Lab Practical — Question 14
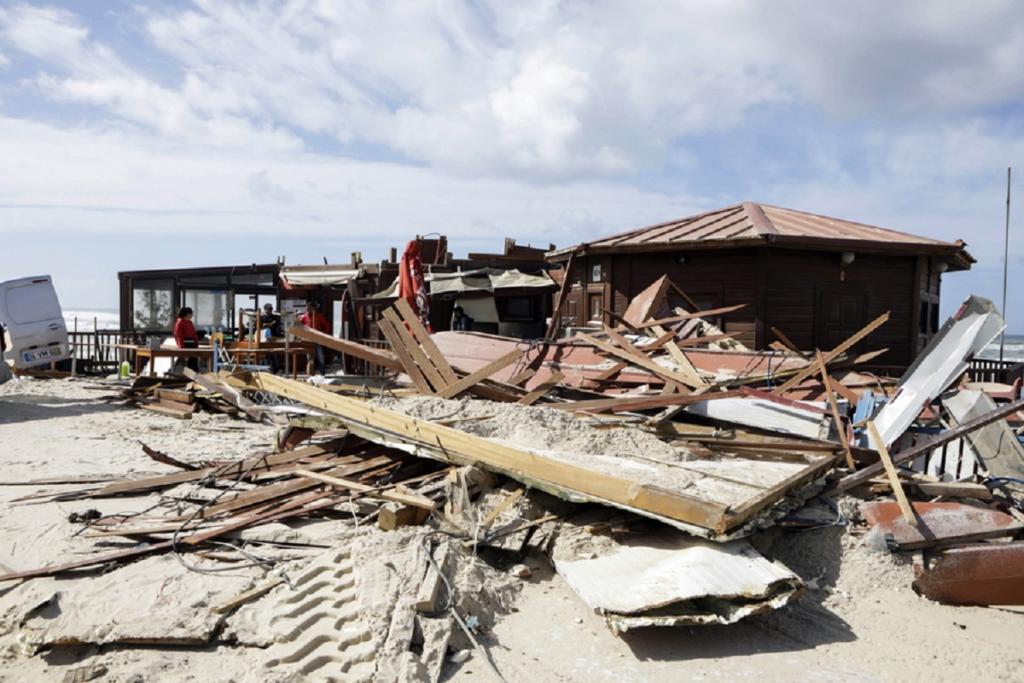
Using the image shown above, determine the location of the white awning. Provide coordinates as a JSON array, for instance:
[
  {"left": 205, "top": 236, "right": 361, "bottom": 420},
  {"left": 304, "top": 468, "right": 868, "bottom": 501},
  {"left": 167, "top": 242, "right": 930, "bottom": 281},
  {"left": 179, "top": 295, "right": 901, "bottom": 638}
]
[
  {"left": 371, "top": 268, "right": 554, "bottom": 299},
  {"left": 280, "top": 266, "right": 364, "bottom": 287}
]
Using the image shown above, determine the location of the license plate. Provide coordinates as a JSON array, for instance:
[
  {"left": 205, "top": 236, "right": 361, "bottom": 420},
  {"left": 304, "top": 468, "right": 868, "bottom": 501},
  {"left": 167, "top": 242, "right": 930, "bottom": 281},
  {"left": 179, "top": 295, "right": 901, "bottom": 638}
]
[{"left": 22, "top": 346, "right": 62, "bottom": 363}]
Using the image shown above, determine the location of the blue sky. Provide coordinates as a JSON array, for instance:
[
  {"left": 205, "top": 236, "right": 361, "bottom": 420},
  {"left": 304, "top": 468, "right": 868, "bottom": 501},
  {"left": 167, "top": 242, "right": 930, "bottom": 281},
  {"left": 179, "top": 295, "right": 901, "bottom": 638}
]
[{"left": 1, "top": 1, "right": 1022, "bottom": 328}]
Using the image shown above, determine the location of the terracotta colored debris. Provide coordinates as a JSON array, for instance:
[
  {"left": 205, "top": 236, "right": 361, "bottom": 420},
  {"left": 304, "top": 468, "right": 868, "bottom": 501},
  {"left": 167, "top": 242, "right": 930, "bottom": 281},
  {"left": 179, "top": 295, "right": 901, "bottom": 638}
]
[
  {"left": 860, "top": 501, "right": 1023, "bottom": 551},
  {"left": 913, "top": 541, "right": 1024, "bottom": 606}
]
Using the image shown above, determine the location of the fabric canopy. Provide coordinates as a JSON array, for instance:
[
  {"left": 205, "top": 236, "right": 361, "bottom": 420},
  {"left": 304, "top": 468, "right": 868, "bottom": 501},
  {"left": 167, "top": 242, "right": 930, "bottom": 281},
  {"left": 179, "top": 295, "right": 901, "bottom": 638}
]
[
  {"left": 279, "top": 266, "right": 363, "bottom": 287},
  {"left": 372, "top": 268, "right": 555, "bottom": 300}
]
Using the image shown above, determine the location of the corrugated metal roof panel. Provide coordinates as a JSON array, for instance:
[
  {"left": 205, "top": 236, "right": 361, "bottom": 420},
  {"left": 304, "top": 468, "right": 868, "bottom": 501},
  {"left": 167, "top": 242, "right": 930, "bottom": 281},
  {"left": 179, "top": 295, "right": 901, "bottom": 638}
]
[{"left": 586, "top": 202, "right": 962, "bottom": 250}]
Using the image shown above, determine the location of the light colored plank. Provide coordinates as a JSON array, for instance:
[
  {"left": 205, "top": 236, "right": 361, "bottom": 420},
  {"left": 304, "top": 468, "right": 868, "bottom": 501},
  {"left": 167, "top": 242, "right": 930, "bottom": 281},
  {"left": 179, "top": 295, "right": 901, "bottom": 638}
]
[
  {"left": 382, "top": 308, "right": 447, "bottom": 391},
  {"left": 772, "top": 312, "right": 890, "bottom": 395},
  {"left": 816, "top": 349, "right": 856, "bottom": 469},
  {"left": 436, "top": 350, "right": 525, "bottom": 399},
  {"left": 378, "top": 317, "right": 433, "bottom": 394},
  {"left": 866, "top": 420, "right": 917, "bottom": 526},
  {"left": 294, "top": 468, "right": 436, "bottom": 510},
  {"left": 393, "top": 298, "right": 459, "bottom": 384},
  {"left": 576, "top": 331, "right": 702, "bottom": 390},
  {"left": 517, "top": 371, "right": 565, "bottom": 406}
]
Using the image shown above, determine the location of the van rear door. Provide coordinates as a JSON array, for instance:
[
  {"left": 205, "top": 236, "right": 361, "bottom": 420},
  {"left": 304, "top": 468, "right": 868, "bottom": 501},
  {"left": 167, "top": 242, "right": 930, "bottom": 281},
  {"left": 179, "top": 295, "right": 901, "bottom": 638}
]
[{"left": 0, "top": 276, "right": 71, "bottom": 369}]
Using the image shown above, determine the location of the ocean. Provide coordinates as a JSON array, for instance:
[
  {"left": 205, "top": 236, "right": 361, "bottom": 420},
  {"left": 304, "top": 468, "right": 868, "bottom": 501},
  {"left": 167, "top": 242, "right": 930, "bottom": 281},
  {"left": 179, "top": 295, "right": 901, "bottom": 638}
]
[
  {"left": 978, "top": 333, "right": 1024, "bottom": 363},
  {"left": 63, "top": 310, "right": 121, "bottom": 332}
]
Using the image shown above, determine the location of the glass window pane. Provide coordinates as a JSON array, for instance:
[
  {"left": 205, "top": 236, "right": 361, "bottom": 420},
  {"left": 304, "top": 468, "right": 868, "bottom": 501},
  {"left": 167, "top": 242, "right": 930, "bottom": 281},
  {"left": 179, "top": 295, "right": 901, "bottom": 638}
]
[
  {"left": 184, "top": 290, "right": 231, "bottom": 331},
  {"left": 230, "top": 272, "right": 276, "bottom": 287},
  {"left": 132, "top": 279, "right": 174, "bottom": 330},
  {"left": 179, "top": 275, "right": 228, "bottom": 285}
]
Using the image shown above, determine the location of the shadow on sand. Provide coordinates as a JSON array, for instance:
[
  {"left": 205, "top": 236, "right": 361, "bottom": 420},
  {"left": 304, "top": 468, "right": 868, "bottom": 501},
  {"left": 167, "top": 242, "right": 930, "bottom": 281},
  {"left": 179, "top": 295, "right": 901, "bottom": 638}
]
[{"left": 0, "top": 393, "right": 121, "bottom": 424}]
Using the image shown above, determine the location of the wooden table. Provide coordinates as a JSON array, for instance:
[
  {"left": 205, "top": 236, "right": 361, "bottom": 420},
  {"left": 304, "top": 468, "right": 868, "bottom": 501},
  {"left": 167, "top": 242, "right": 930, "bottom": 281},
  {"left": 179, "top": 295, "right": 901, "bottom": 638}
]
[
  {"left": 115, "top": 343, "right": 316, "bottom": 377},
  {"left": 115, "top": 345, "right": 216, "bottom": 377}
]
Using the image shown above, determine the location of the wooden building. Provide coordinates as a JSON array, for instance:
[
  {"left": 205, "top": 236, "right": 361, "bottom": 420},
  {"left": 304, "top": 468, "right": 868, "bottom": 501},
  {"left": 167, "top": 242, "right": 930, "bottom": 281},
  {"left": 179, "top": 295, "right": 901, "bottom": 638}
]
[{"left": 545, "top": 202, "right": 974, "bottom": 370}]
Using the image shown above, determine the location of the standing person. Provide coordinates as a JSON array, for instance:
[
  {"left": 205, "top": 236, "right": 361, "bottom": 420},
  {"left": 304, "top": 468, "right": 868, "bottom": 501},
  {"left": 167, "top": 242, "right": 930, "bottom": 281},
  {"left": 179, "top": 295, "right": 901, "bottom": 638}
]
[
  {"left": 300, "top": 301, "right": 330, "bottom": 375},
  {"left": 173, "top": 307, "right": 200, "bottom": 372}
]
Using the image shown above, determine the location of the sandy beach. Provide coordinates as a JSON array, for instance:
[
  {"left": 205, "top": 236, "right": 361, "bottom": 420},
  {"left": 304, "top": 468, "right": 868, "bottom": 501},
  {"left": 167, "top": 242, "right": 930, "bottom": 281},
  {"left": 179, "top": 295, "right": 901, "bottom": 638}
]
[{"left": 1, "top": 376, "right": 1022, "bottom": 682}]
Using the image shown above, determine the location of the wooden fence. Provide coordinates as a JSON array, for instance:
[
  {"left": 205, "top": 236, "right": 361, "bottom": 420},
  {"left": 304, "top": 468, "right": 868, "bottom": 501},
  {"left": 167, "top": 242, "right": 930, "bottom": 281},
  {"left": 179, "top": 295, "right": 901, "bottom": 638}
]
[
  {"left": 68, "top": 330, "right": 147, "bottom": 375},
  {"left": 968, "top": 358, "right": 1024, "bottom": 385}
]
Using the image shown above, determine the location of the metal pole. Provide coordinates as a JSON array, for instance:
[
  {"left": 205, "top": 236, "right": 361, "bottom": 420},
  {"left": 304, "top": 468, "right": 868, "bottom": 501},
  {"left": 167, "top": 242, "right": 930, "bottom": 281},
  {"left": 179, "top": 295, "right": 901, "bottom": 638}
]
[{"left": 1000, "top": 167, "right": 1011, "bottom": 362}]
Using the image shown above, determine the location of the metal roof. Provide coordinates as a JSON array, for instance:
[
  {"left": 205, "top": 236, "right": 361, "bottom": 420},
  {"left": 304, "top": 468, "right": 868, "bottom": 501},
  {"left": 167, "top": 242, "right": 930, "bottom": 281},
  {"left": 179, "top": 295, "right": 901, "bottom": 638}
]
[{"left": 547, "top": 202, "right": 974, "bottom": 267}]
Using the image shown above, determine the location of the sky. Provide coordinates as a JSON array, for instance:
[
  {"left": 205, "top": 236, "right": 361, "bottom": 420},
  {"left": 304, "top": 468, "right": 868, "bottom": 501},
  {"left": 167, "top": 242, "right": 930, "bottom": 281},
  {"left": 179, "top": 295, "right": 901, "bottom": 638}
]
[{"left": 0, "top": 1, "right": 1022, "bottom": 328}]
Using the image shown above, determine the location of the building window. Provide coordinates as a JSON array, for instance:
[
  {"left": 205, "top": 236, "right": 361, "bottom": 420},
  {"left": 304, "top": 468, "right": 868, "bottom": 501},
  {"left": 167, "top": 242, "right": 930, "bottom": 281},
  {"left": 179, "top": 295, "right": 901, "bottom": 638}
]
[
  {"left": 930, "top": 302, "right": 940, "bottom": 333},
  {"left": 503, "top": 296, "right": 534, "bottom": 321},
  {"left": 132, "top": 279, "right": 174, "bottom": 330},
  {"left": 919, "top": 301, "right": 930, "bottom": 335},
  {"left": 590, "top": 263, "right": 603, "bottom": 282},
  {"left": 588, "top": 294, "right": 604, "bottom": 322},
  {"left": 183, "top": 290, "right": 231, "bottom": 331}
]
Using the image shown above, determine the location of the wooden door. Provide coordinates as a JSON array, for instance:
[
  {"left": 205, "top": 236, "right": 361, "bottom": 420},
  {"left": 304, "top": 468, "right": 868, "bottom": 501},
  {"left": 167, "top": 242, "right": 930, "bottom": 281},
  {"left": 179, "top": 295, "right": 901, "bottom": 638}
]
[{"left": 816, "top": 286, "right": 867, "bottom": 351}]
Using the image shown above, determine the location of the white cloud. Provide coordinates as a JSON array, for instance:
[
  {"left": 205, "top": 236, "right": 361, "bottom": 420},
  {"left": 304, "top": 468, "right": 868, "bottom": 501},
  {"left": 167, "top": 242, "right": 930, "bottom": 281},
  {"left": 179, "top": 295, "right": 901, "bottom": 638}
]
[
  {"left": 5, "top": 2, "right": 1022, "bottom": 179},
  {"left": 0, "top": 116, "right": 700, "bottom": 246}
]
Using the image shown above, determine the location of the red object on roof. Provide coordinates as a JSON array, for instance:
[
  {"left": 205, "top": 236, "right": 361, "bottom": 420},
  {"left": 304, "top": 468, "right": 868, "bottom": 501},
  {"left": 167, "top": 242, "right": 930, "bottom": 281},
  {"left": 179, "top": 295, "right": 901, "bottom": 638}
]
[{"left": 398, "top": 240, "right": 431, "bottom": 331}]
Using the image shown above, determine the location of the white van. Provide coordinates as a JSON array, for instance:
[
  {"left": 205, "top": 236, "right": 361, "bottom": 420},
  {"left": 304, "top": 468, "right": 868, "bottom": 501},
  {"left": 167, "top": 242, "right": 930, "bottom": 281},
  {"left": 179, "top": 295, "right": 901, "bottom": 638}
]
[{"left": 0, "top": 275, "right": 71, "bottom": 370}]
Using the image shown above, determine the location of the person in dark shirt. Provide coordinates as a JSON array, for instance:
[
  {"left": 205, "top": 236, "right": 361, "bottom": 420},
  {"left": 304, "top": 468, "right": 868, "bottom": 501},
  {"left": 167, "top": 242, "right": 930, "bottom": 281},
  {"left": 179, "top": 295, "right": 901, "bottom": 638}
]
[
  {"left": 173, "top": 307, "right": 200, "bottom": 372},
  {"left": 451, "top": 305, "right": 473, "bottom": 331},
  {"left": 260, "top": 303, "right": 282, "bottom": 339}
]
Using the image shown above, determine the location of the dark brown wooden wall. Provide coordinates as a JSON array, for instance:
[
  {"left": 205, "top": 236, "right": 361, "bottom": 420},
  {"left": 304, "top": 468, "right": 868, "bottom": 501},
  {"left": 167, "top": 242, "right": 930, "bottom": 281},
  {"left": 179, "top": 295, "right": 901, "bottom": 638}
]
[
  {"left": 570, "top": 246, "right": 925, "bottom": 369},
  {"left": 760, "top": 249, "right": 916, "bottom": 368}
]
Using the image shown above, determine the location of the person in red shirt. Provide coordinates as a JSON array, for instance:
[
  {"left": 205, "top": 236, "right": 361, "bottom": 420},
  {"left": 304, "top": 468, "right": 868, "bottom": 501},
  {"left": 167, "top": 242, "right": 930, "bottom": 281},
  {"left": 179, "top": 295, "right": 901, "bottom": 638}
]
[
  {"left": 300, "top": 301, "right": 330, "bottom": 374},
  {"left": 173, "top": 307, "right": 199, "bottom": 372}
]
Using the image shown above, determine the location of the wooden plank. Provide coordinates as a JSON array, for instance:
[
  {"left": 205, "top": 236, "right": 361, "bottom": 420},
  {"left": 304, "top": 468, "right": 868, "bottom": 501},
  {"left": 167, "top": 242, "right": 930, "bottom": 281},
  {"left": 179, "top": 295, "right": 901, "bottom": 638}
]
[
  {"left": 518, "top": 372, "right": 565, "bottom": 406},
  {"left": 382, "top": 308, "right": 448, "bottom": 391},
  {"left": 212, "top": 577, "right": 284, "bottom": 614},
  {"left": 295, "top": 469, "right": 436, "bottom": 510},
  {"left": 254, "top": 373, "right": 738, "bottom": 533},
  {"left": 140, "top": 403, "right": 193, "bottom": 420},
  {"left": 198, "top": 455, "right": 391, "bottom": 518},
  {"left": 0, "top": 541, "right": 174, "bottom": 582},
  {"left": 866, "top": 420, "right": 917, "bottom": 527},
  {"left": 508, "top": 368, "right": 537, "bottom": 387},
  {"left": 156, "top": 388, "right": 194, "bottom": 404},
  {"left": 816, "top": 349, "right": 855, "bottom": 469},
  {"left": 377, "top": 317, "right": 433, "bottom": 393},
  {"left": 770, "top": 326, "right": 804, "bottom": 355},
  {"left": 479, "top": 489, "right": 524, "bottom": 531},
  {"left": 650, "top": 324, "right": 705, "bottom": 388},
  {"left": 158, "top": 397, "right": 197, "bottom": 413},
  {"left": 436, "top": 350, "right": 525, "bottom": 399},
  {"left": 622, "top": 304, "right": 749, "bottom": 331},
  {"left": 288, "top": 325, "right": 402, "bottom": 371},
  {"left": 184, "top": 369, "right": 264, "bottom": 421},
  {"left": 415, "top": 543, "right": 451, "bottom": 613},
  {"left": 772, "top": 311, "right": 890, "bottom": 395},
  {"left": 546, "top": 250, "right": 576, "bottom": 340},
  {"left": 92, "top": 442, "right": 344, "bottom": 496},
  {"left": 576, "top": 332, "right": 702, "bottom": 390},
  {"left": 550, "top": 388, "right": 742, "bottom": 414},
  {"left": 393, "top": 298, "right": 459, "bottom": 384}
]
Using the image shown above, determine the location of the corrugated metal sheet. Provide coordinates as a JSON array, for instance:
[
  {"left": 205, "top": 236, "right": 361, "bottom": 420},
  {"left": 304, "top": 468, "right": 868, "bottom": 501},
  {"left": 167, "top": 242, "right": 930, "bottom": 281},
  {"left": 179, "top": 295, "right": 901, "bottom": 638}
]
[
  {"left": 555, "top": 535, "right": 802, "bottom": 632},
  {"left": 567, "top": 201, "right": 970, "bottom": 256}
]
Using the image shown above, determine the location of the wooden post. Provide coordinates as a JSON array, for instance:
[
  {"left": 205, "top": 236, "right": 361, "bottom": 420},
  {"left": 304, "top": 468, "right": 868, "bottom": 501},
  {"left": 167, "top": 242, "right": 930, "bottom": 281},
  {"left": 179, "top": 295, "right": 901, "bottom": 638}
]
[
  {"left": 816, "top": 349, "right": 855, "bottom": 469},
  {"left": 866, "top": 420, "right": 917, "bottom": 526}
]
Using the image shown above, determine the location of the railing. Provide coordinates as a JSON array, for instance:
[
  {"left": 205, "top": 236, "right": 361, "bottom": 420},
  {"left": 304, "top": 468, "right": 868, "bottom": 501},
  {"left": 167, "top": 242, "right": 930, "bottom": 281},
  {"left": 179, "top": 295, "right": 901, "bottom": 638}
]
[
  {"left": 68, "top": 329, "right": 147, "bottom": 375},
  {"left": 968, "top": 358, "right": 1024, "bottom": 385}
]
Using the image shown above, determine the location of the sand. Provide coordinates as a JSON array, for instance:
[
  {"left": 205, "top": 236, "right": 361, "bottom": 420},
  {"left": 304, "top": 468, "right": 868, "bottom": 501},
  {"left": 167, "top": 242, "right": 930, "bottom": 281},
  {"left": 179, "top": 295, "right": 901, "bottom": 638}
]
[{"left": 1, "top": 378, "right": 1022, "bottom": 682}]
